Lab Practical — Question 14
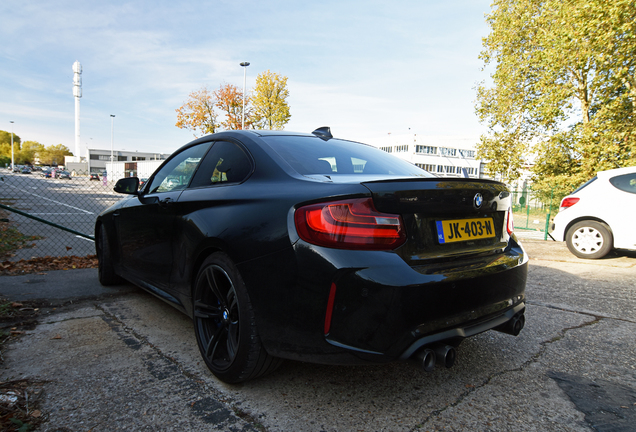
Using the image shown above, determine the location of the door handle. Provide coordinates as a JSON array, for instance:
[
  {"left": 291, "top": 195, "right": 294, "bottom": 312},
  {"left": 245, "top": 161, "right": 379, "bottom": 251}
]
[{"left": 158, "top": 197, "right": 174, "bottom": 208}]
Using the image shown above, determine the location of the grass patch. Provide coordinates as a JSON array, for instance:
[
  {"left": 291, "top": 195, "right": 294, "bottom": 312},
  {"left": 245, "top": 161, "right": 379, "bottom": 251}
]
[
  {"left": 0, "top": 209, "right": 42, "bottom": 260},
  {"left": 0, "top": 300, "right": 13, "bottom": 318}
]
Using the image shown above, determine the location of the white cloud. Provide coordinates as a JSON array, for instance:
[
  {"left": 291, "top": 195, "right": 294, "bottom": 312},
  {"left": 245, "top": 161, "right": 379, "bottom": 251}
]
[{"left": 1, "top": 0, "right": 492, "bottom": 154}]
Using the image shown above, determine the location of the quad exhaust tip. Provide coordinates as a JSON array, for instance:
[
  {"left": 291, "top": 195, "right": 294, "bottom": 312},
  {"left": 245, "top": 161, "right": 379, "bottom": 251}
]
[
  {"left": 414, "top": 344, "right": 457, "bottom": 372},
  {"left": 413, "top": 312, "right": 525, "bottom": 372},
  {"left": 494, "top": 312, "right": 526, "bottom": 336}
]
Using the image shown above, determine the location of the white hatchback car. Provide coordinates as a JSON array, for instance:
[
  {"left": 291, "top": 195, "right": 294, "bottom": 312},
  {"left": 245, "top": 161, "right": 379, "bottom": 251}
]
[{"left": 551, "top": 166, "right": 636, "bottom": 259}]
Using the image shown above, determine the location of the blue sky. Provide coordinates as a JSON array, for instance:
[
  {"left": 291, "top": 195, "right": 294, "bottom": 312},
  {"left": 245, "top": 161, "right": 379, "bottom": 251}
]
[{"left": 1, "top": 0, "right": 493, "bottom": 156}]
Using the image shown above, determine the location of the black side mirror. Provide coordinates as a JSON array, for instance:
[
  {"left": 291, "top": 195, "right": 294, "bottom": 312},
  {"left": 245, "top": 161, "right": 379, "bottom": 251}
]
[{"left": 114, "top": 177, "right": 140, "bottom": 195}]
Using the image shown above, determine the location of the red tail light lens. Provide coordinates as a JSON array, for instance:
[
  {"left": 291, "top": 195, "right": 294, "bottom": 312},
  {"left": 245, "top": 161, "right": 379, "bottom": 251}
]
[
  {"left": 559, "top": 197, "right": 579, "bottom": 211},
  {"left": 295, "top": 198, "right": 406, "bottom": 250}
]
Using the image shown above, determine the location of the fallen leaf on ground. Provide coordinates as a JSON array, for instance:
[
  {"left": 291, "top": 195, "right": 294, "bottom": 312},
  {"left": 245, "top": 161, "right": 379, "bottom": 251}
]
[{"left": 0, "top": 255, "right": 97, "bottom": 276}]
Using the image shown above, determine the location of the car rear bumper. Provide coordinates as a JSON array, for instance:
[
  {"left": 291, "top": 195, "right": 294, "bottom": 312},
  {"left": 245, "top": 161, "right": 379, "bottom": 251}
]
[
  {"left": 323, "top": 245, "right": 528, "bottom": 362},
  {"left": 240, "top": 240, "right": 528, "bottom": 365},
  {"left": 327, "top": 301, "right": 526, "bottom": 361},
  {"left": 551, "top": 212, "right": 568, "bottom": 241}
]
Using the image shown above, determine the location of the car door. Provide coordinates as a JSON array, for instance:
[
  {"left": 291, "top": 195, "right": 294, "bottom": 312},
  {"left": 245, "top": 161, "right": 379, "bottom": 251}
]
[
  {"left": 169, "top": 140, "right": 254, "bottom": 287},
  {"left": 606, "top": 172, "right": 636, "bottom": 248},
  {"left": 115, "top": 142, "right": 211, "bottom": 291}
]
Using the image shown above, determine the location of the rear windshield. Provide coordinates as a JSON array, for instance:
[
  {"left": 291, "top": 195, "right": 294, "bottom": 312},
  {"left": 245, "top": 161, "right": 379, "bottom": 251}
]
[{"left": 261, "top": 136, "right": 434, "bottom": 177}]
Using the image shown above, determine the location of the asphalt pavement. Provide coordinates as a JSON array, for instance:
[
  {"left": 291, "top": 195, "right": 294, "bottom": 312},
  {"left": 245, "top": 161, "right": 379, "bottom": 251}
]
[{"left": 1, "top": 239, "right": 635, "bottom": 432}]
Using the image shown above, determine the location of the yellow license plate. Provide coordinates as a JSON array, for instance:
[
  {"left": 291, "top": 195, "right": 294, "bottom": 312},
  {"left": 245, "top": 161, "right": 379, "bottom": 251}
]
[{"left": 436, "top": 217, "right": 495, "bottom": 244}]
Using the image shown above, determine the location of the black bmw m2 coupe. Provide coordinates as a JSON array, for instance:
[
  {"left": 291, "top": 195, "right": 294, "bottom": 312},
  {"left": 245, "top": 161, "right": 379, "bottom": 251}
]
[{"left": 95, "top": 128, "right": 528, "bottom": 383}]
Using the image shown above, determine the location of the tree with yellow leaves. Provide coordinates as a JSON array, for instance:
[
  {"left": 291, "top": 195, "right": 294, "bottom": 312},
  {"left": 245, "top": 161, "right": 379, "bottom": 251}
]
[
  {"left": 175, "top": 87, "right": 218, "bottom": 137},
  {"left": 214, "top": 83, "right": 247, "bottom": 130},
  {"left": 251, "top": 70, "right": 291, "bottom": 130}
]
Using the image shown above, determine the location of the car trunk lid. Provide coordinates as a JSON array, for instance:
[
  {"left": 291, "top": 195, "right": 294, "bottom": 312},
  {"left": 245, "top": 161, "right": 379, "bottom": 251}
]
[{"left": 362, "top": 177, "right": 511, "bottom": 262}]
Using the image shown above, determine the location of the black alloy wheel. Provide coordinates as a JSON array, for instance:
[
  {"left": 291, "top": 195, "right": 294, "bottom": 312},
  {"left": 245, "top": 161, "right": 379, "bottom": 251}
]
[{"left": 193, "top": 253, "right": 281, "bottom": 383}]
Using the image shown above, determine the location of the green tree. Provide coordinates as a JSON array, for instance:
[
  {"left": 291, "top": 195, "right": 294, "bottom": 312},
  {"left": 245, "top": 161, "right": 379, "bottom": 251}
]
[
  {"left": 476, "top": 0, "right": 636, "bottom": 200},
  {"left": 17, "top": 140, "right": 45, "bottom": 165},
  {"left": 175, "top": 86, "right": 219, "bottom": 137},
  {"left": 251, "top": 70, "right": 291, "bottom": 130},
  {"left": 0, "top": 130, "right": 22, "bottom": 161},
  {"left": 40, "top": 144, "right": 73, "bottom": 166}
]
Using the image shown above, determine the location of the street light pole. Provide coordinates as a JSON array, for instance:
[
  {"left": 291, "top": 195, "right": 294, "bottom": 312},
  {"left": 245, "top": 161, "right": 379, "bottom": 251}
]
[
  {"left": 9, "top": 121, "right": 14, "bottom": 171},
  {"left": 110, "top": 115, "right": 115, "bottom": 179},
  {"left": 240, "top": 61, "right": 250, "bottom": 129}
]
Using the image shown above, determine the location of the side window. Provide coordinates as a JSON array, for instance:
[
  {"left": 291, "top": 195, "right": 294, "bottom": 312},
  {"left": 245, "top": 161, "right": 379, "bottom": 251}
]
[
  {"left": 147, "top": 143, "right": 211, "bottom": 194},
  {"left": 189, "top": 141, "right": 252, "bottom": 188},
  {"left": 609, "top": 173, "right": 636, "bottom": 194}
]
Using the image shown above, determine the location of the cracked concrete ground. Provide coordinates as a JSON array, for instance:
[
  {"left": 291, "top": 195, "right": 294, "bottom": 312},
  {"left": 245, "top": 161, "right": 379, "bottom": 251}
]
[{"left": 1, "top": 239, "right": 635, "bottom": 431}]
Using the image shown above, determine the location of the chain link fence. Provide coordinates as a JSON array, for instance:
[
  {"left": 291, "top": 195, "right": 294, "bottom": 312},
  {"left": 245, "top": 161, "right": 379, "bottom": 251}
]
[
  {"left": 510, "top": 187, "right": 555, "bottom": 240},
  {"left": 2, "top": 165, "right": 557, "bottom": 262},
  {"left": 1, "top": 167, "right": 121, "bottom": 261}
]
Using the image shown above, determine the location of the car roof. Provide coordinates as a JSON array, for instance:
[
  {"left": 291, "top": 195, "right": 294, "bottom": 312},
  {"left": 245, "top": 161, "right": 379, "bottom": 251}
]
[
  {"left": 596, "top": 165, "right": 636, "bottom": 179},
  {"left": 241, "top": 130, "right": 315, "bottom": 138}
]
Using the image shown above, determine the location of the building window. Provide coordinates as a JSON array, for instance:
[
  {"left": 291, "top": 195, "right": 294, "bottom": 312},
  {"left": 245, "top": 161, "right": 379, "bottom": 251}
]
[
  {"left": 439, "top": 147, "right": 457, "bottom": 157},
  {"left": 395, "top": 145, "right": 408, "bottom": 152},
  {"left": 132, "top": 156, "right": 146, "bottom": 161},
  {"left": 438, "top": 165, "right": 455, "bottom": 174},
  {"left": 459, "top": 149, "right": 475, "bottom": 158},
  {"left": 117, "top": 156, "right": 127, "bottom": 161},
  {"left": 380, "top": 146, "right": 393, "bottom": 153},
  {"left": 415, "top": 145, "right": 437, "bottom": 155},
  {"left": 416, "top": 163, "right": 436, "bottom": 172}
]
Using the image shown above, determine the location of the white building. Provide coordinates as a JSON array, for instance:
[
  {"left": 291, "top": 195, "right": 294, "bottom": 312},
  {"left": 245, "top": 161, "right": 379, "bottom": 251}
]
[
  {"left": 366, "top": 134, "right": 486, "bottom": 179},
  {"left": 66, "top": 148, "right": 171, "bottom": 180}
]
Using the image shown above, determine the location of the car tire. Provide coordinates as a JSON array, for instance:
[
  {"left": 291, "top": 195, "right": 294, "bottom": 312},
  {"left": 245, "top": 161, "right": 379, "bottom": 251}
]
[
  {"left": 193, "top": 253, "right": 282, "bottom": 383},
  {"left": 97, "top": 226, "right": 124, "bottom": 286},
  {"left": 565, "top": 220, "right": 613, "bottom": 259}
]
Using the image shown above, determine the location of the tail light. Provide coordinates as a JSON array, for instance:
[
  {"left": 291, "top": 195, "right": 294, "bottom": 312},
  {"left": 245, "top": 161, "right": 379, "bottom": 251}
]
[
  {"left": 294, "top": 198, "right": 406, "bottom": 250},
  {"left": 506, "top": 208, "right": 514, "bottom": 236},
  {"left": 559, "top": 197, "right": 579, "bottom": 211}
]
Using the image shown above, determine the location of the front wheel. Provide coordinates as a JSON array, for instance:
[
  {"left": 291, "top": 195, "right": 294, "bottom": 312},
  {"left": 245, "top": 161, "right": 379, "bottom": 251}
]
[
  {"left": 565, "top": 220, "right": 613, "bottom": 259},
  {"left": 192, "top": 253, "right": 281, "bottom": 383}
]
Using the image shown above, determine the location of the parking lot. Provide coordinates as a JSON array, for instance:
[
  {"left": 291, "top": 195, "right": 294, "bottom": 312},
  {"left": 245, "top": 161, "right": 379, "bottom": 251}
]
[
  {"left": 1, "top": 239, "right": 634, "bottom": 431},
  {"left": 1, "top": 169, "right": 119, "bottom": 259}
]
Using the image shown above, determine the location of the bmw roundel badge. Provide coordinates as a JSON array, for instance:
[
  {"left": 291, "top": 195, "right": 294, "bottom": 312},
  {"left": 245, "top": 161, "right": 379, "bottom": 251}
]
[{"left": 474, "top": 193, "right": 483, "bottom": 209}]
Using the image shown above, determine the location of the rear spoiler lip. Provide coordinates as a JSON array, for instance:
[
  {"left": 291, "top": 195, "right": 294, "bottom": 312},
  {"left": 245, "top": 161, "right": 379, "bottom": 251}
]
[{"left": 362, "top": 177, "right": 505, "bottom": 187}]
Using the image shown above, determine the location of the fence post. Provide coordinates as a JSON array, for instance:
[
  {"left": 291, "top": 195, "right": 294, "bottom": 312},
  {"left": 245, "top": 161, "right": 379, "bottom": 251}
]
[
  {"left": 524, "top": 187, "right": 530, "bottom": 229},
  {"left": 543, "top": 187, "right": 554, "bottom": 241},
  {"left": 0, "top": 203, "right": 95, "bottom": 241}
]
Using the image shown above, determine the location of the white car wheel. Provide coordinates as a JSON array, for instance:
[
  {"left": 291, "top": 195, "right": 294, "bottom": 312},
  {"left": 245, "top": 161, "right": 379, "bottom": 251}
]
[{"left": 566, "top": 221, "right": 613, "bottom": 259}]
